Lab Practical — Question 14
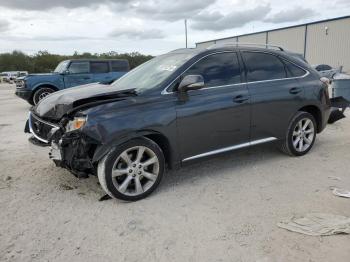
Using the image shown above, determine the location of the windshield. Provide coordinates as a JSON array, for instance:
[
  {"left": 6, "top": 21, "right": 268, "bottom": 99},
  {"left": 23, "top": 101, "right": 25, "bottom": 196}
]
[
  {"left": 111, "top": 52, "right": 196, "bottom": 92},
  {"left": 54, "top": 61, "right": 69, "bottom": 73}
]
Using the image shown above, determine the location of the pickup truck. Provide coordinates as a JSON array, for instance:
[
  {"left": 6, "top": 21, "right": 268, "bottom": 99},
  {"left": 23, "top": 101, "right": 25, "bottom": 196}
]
[{"left": 15, "top": 59, "right": 129, "bottom": 105}]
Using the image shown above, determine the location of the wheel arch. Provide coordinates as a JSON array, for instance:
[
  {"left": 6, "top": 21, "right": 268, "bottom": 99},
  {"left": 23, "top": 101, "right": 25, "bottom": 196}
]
[
  {"left": 92, "top": 130, "right": 175, "bottom": 169},
  {"left": 32, "top": 84, "right": 59, "bottom": 93},
  {"left": 31, "top": 84, "right": 59, "bottom": 102},
  {"left": 298, "top": 105, "right": 322, "bottom": 133}
]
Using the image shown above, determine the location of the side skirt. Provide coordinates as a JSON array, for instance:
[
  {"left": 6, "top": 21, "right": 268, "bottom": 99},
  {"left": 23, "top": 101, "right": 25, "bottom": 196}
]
[{"left": 182, "top": 137, "right": 277, "bottom": 162}]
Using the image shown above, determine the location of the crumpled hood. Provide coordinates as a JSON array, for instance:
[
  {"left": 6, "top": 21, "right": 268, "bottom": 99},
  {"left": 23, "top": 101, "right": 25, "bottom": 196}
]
[{"left": 33, "top": 83, "right": 136, "bottom": 120}]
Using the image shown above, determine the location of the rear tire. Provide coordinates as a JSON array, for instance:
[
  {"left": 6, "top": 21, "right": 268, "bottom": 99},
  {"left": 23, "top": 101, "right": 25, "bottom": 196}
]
[
  {"left": 32, "top": 87, "right": 55, "bottom": 105},
  {"left": 280, "top": 111, "right": 317, "bottom": 156},
  {"left": 97, "top": 138, "right": 165, "bottom": 201}
]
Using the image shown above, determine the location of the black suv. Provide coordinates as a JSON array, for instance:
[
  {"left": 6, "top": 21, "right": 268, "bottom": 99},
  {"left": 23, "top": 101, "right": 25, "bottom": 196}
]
[{"left": 25, "top": 44, "right": 343, "bottom": 201}]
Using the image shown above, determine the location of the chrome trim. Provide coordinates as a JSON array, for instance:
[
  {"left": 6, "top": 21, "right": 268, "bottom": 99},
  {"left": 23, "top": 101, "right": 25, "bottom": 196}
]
[
  {"left": 28, "top": 112, "right": 58, "bottom": 144},
  {"left": 30, "top": 112, "right": 59, "bottom": 128},
  {"left": 161, "top": 50, "right": 310, "bottom": 95},
  {"left": 182, "top": 137, "right": 277, "bottom": 162},
  {"left": 246, "top": 70, "right": 309, "bottom": 85}
]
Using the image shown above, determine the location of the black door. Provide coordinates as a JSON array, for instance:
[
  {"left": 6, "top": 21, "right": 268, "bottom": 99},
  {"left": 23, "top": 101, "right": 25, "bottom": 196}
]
[
  {"left": 175, "top": 52, "right": 250, "bottom": 161},
  {"left": 241, "top": 51, "right": 306, "bottom": 141}
]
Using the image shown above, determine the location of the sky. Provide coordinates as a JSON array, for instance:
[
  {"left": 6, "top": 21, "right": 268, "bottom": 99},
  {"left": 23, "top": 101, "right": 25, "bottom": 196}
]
[{"left": 0, "top": 0, "right": 349, "bottom": 56}]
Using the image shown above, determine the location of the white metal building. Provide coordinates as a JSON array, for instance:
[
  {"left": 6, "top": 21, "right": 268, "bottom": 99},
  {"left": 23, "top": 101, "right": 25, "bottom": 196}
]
[{"left": 196, "top": 16, "right": 350, "bottom": 72}]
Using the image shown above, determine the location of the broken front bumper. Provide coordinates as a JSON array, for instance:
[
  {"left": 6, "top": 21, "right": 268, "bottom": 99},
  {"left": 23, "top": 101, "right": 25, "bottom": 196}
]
[
  {"left": 328, "top": 96, "right": 350, "bottom": 124},
  {"left": 26, "top": 112, "right": 97, "bottom": 178}
]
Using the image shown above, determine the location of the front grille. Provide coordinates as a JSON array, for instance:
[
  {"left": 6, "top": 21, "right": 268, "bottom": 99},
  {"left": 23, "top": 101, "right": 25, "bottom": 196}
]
[{"left": 29, "top": 113, "right": 58, "bottom": 143}]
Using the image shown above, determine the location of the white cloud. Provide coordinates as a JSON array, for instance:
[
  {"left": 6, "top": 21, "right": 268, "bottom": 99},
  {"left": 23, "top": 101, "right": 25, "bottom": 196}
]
[
  {"left": 129, "top": 0, "right": 215, "bottom": 21},
  {"left": 0, "top": 0, "right": 349, "bottom": 55},
  {"left": 191, "top": 5, "right": 271, "bottom": 31},
  {"left": 264, "top": 7, "right": 317, "bottom": 23},
  {"left": 109, "top": 28, "right": 165, "bottom": 40},
  {"left": 0, "top": 19, "right": 10, "bottom": 32}
]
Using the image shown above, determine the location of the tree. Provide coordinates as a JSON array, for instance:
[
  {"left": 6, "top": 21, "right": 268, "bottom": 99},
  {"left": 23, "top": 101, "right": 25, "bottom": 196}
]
[{"left": 0, "top": 50, "right": 153, "bottom": 73}]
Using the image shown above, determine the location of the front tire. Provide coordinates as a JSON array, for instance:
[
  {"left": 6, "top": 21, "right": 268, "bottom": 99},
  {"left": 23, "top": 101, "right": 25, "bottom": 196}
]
[
  {"left": 98, "top": 138, "right": 165, "bottom": 201},
  {"left": 280, "top": 111, "right": 317, "bottom": 156},
  {"left": 32, "top": 87, "right": 55, "bottom": 105}
]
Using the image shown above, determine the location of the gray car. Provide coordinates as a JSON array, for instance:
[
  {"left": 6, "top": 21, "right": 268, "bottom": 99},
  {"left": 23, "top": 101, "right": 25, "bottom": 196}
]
[{"left": 313, "top": 64, "right": 342, "bottom": 79}]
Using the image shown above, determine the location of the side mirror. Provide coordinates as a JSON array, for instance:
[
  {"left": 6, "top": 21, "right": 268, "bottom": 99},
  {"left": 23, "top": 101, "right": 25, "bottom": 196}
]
[
  {"left": 178, "top": 75, "right": 204, "bottom": 92},
  {"left": 61, "top": 69, "right": 70, "bottom": 75}
]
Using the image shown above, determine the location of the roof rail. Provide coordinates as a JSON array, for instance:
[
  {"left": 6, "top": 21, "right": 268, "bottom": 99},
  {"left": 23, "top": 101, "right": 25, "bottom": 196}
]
[{"left": 207, "top": 42, "right": 284, "bottom": 51}]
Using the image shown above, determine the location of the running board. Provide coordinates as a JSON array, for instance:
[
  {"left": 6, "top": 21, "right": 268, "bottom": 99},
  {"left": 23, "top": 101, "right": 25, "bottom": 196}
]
[{"left": 182, "top": 137, "right": 277, "bottom": 162}]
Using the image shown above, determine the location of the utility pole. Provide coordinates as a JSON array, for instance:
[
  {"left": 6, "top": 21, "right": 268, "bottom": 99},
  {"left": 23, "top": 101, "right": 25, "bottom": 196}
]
[{"left": 184, "top": 19, "right": 188, "bottom": 48}]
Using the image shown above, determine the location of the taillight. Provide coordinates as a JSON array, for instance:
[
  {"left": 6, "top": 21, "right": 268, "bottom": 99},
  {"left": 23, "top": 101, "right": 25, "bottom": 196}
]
[
  {"left": 320, "top": 77, "right": 331, "bottom": 102},
  {"left": 320, "top": 77, "right": 331, "bottom": 86}
]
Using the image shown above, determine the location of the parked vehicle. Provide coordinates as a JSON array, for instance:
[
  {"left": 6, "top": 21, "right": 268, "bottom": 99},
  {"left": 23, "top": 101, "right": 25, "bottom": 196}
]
[
  {"left": 25, "top": 44, "right": 347, "bottom": 201},
  {"left": 313, "top": 64, "right": 342, "bottom": 79},
  {"left": 1, "top": 71, "right": 24, "bottom": 83},
  {"left": 15, "top": 59, "right": 129, "bottom": 105},
  {"left": 0, "top": 73, "right": 7, "bottom": 83}
]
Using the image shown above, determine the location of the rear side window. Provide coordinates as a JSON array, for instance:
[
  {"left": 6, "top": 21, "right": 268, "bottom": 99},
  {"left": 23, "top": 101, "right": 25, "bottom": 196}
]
[
  {"left": 111, "top": 61, "right": 129, "bottom": 72},
  {"left": 184, "top": 52, "right": 241, "bottom": 87},
  {"left": 90, "top": 62, "right": 109, "bottom": 73},
  {"left": 68, "top": 62, "right": 89, "bottom": 74},
  {"left": 242, "top": 52, "right": 286, "bottom": 82},
  {"left": 283, "top": 59, "right": 306, "bottom": 77}
]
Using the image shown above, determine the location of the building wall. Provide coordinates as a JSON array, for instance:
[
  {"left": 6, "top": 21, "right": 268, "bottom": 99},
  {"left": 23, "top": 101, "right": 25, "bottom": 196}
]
[
  {"left": 196, "top": 17, "right": 350, "bottom": 72},
  {"left": 268, "top": 26, "right": 306, "bottom": 54},
  {"left": 196, "top": 40, "right": 215, "bottom": 49},
  {"left": 215, "top": 37, "right": 238, "bottom": 45},
  {"left": 238, "top": 33, "right": 266, "bottom": 44},
  {"left": 306, "top": 17, "right": 350, "bottom": 72}
]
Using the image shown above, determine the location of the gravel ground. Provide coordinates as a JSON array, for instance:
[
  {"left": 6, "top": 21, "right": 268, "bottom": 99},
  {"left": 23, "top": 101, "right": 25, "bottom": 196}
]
[{"left": 0, "top": 83, "right": 349, "bottom": 262}]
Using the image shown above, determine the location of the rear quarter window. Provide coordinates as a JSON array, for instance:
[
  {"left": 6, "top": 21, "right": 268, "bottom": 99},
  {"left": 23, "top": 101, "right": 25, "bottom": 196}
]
[{"left": 283, "top": 59, "right": 307, "bottom": 77}]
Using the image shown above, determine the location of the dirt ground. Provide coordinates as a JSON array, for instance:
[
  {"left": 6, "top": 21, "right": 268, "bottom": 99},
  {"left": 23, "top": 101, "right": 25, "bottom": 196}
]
[{"left": 0, "top": 83, "right": 349, "bottom": 262}]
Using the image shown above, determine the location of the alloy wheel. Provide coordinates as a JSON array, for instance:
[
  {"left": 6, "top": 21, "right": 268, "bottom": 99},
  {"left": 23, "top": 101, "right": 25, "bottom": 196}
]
[
  {"left": 292, "top": 118, "right": 315, "bottom": 152},
  {"left": 111, "top": 146, "right": 160, "bottom": 196},
  {"left": 38, "top": 91, "right": 51, "bottom": 100}
]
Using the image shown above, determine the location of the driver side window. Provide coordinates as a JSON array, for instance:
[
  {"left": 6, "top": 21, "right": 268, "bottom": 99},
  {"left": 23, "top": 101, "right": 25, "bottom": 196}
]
[
  {"left": 184, "top": 52, "right": 241, "bottom": 88},
  {"left": 68, "top": 62, "right": 89, "bottom": 74}
]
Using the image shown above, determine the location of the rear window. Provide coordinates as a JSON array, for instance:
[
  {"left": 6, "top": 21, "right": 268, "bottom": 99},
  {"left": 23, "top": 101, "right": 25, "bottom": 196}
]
[
  {"left": 90, "top": 62, "right": 109, "bottom": 73},
  {"left": 111, "top": 61, "right": 129, "bottom": 72},
  {"left": 242, "top": 52, "right": 286, "bottom": 82},
  {"left": 283, "top": 59, "right": 307, "bottom": 77}
]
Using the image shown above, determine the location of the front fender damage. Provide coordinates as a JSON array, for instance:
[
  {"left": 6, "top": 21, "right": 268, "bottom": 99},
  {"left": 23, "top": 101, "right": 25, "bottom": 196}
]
[{"left": 49, "top": 130, "right": 100, "bottom": 178}]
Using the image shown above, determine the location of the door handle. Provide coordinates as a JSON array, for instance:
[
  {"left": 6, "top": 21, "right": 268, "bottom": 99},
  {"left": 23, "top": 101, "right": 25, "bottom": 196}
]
[
  {"left": 289, "top": 87, "right": 302, "bottom": 94},
  {"left": 83, "top": 77, "right": 91, "bottom": 80},
  {"left": 233, "top": 95, "right": 249, "bottom": 103}
]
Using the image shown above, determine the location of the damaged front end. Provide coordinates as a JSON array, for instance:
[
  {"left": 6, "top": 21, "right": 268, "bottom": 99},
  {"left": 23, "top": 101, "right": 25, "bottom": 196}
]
[
  {"left": 25, "top": 112, "right": 99, "bottom": 178},
  {"left": 24, "top": 85, "right": 138, "bottom": 178}
]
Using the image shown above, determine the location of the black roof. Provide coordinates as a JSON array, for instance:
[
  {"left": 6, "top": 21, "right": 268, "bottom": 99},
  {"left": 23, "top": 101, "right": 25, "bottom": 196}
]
[{"left": 65, "top": 59, "right": 128, "bottom": 62}]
